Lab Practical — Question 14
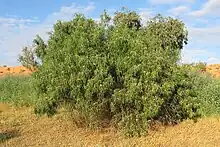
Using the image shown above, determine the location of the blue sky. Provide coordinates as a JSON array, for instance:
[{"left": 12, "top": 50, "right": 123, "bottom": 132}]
[{"left": 0, "top": 0, "right": 220, "bottom": 65}]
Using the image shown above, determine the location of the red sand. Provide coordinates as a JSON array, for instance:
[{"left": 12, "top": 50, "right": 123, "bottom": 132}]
[
  {"left": 206, "top": 64, "right": 220, "bottom": 78},
  {"left": 0, "top": 66, "right": 32, "bottom": 77},
  {"left": 1, "top": 64, "right": 220, "bottom": 78}
]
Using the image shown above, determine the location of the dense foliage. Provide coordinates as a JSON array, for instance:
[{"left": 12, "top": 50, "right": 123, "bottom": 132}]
[
  {"left": 194, "top": 72, "right": 220, "bottom": 116},
  {"left": 17, "top": 9, "right": 210, "bottom": 137}
]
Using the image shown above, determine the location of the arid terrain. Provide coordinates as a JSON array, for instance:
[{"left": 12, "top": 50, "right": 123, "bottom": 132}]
[
  {"left": 1, "top": 1, "right": 219, "bottom": 146},
  {"left": 206, "top": 64, "right": 220, "bottom": 78},
  {"left": 1, "top": 64, "right": 220, "bottom": 77},
  {"left": 0, "top": 66, "right": 32, "bottom": 77},
  {"left": 1, "top": 65, "right": 220, "bottom": 146},
  {"left": 1, "top": 103, "right": 220, "bottom": 147}
]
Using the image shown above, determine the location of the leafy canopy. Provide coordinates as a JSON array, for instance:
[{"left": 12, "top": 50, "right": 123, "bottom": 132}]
[{"left": 24, "top": 8, "right": 202, "bottom": 137}]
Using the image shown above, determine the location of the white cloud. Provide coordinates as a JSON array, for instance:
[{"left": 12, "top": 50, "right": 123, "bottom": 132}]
[
  {"left": 168, "top": 6, "right": 190, "bottom": 16},
  {"left": 207, "top": 57, "right": 220, "bottom": 63},
  {"left": 181, "top": 48, "right": 215, "bottom": 64},
  {"left": 181, "top": 25, "right": 220, "bottom": 64},
  {"left": 149, "top": 0, "right": 195, "bottom": 5},
  {"left": 190, "top": 0, "right": 220, "bottom": 17},
  {"left": 0, "top": 3, "right": 96, "bottom": 65},
  {"left": 1, "top": 1, "right": 220, "bottom": 66},
  {"left": 188, "top": 26, "right": 220, "bottom": 45},
  {"left": 138, "top": 8, "right": 153, "bottom": 23},
  {"left": 51, "top": 2, "right": 95, "bottom": 21},
  {"left": 0, "top": 17, "right": 38, "bottom": 25}
]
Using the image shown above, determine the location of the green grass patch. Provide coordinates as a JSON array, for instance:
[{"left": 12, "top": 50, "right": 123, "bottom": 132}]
[
  {"left": 0, "top": 75, "right": 35, "bottom": 106},
  {"left": 198, "top": 75, "right": 220, "bottom": 116}
]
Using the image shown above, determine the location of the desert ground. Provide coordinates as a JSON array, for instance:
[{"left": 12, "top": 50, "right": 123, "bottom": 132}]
[
  {"left": 1, "top": 65, "right": 220, "bottom": 146},
  {"left": 1, "top": 103, "right": 220, "bottom": 147},
  {"left": 0, "top": 66, "right": 32, "bottom": 77},
  {"left": 1, "top": 64, "right": 220, "bottom": 77}
]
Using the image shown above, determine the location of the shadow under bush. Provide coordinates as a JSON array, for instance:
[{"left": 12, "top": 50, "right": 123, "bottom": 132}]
[{"left": 0, "top": 130, "right": 20, "bottom": 143}]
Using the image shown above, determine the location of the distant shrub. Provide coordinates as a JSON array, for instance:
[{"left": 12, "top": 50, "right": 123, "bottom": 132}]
[
  {"left": 18, "top": 35, "right": 47, "bottom": 71},
  {"left": 29, "top": 9, "right": 202, "bottom": 137},
  {"left": 20, "top": 69, "right": 26, "bottom": 73},
  {"left": 186, "top": 62, "right": 207, "bottom": 72},
  {"left": 194, "top": 72, "right": 220, "bottom": 116},
  {"left": 195, "top": 62, "right": 207, "bottom": 71}
]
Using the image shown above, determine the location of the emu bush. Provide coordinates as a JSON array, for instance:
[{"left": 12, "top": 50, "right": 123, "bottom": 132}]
[{"left": 29, "top": 9, "right": 201, "bottom": 136}]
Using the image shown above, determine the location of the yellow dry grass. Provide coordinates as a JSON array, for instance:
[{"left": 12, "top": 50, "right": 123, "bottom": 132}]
[
  {"left": 1, "top": 64, "right": 220, "bottom": 146},
  {"left": 1, "top": 103, "right": 220, "bottom": 147}
]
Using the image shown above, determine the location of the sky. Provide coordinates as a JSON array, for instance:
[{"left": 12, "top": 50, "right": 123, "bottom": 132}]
[{"left": 0, "top": 0, "right": 220, "bottom": 65}]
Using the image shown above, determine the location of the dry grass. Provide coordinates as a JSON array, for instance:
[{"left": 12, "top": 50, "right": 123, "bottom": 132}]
[
  {"left": 1, "top": 65, "right": 220, "bottom": 146},
  {"left": 1, "top": 103, "right": 220, "bottom": 147}
]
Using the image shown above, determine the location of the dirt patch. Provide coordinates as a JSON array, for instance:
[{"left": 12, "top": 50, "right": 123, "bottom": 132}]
[{"left": 1, "top": 103, "right": 220, "bottom": 147}]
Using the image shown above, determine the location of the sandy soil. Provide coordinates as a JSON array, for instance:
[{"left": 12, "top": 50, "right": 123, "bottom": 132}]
[
  {"left": 206, "top": 64, "right": 220, "bottom": 78},
  {"left": 1, "top": 103, "right": 220, "bottom": 147},
  {"left": 1, "top": 64, "right": 220, "bottom": 77},
  {"left": 0, "top": 64, "right": 220, "bottom": 78},
  {"left": 1, "top": 65, "right": 220, "bottom": 146},
  {"left": 0, "top": 66, "right": 32, "bottom": 77}
]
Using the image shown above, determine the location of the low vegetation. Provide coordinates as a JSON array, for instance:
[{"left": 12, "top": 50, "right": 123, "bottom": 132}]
[
  {"left": 1, "top": 8, "right": 220, "bottom": 139},
  {"left": 0, "top": 76, "right": 35, "bottom": 106}
]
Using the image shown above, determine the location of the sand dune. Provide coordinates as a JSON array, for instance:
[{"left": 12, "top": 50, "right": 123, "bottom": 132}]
[
  {"left": 1, "top": 64, "right": 220, "bottom": 78},
  {"left": 0, "top": 66, "right": 32, "bottom": 77},
  {"left": 206, "top": 64, "right": 220, "bottom": 78}
]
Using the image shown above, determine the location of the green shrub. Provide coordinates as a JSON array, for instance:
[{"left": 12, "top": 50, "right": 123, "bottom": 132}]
[
  {"left": 190, "top": 62, "right": 207, "bottom": 72},
  {"left": 194, "top": 73, "right": 220, "bottom": 116},
  {"left": 0, "top": 76, "right": 35, "bottom": 106},
  {"left": 30, "top": 9, "right": 202, "bottom": 137}
]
